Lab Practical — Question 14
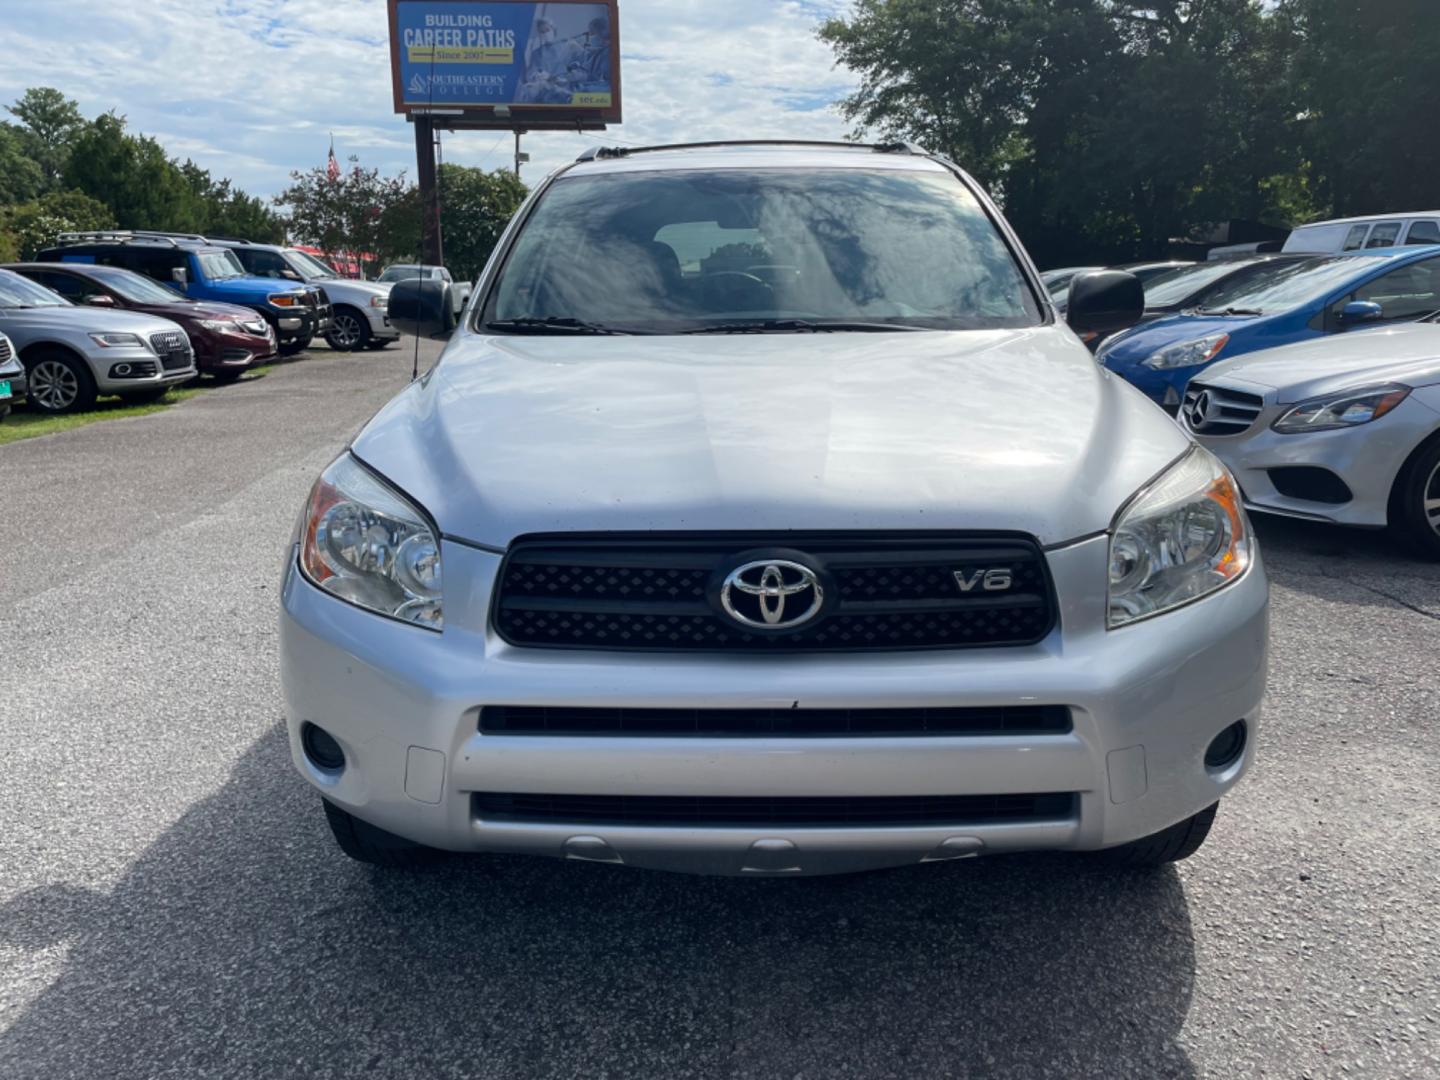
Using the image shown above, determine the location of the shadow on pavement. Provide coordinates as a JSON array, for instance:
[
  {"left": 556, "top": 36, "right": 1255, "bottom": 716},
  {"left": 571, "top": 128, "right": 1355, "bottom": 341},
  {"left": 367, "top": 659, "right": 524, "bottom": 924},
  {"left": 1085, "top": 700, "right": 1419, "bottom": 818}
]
[{"left": 0, "top": 726, "right": 1199, "bottom": 1079}]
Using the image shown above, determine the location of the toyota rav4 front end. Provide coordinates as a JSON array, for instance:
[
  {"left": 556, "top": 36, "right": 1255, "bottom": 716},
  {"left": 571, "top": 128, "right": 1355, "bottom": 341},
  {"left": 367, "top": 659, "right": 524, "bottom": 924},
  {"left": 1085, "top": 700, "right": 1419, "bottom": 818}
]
[{"left": 280, "top": 142, "right": 1268, "bottom": 877}]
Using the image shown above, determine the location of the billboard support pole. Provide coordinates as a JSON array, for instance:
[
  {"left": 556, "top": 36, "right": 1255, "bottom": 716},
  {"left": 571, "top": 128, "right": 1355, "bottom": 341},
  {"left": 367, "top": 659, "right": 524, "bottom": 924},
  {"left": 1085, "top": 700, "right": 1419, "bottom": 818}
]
[
  {"left": 414, "top": 114, "right": 444, "bottom": 267},
  {"left": 514, "top": 130, "right": 522, "bottom": 179}
]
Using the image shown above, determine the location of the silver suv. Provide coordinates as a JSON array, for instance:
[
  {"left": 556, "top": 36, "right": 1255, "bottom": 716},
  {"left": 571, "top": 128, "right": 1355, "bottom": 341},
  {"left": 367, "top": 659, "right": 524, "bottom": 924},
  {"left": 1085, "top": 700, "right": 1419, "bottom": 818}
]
[
  {"left": 0, "top": 269, "right": 195, "bottom": 414},
  {"left": 281, "top": 142, "right": 1269, "bottom": 877}
]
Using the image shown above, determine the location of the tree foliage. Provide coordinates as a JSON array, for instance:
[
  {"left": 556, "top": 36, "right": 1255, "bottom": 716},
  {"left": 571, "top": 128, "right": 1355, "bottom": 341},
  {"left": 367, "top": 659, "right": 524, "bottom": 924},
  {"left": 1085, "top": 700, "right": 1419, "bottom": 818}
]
[
  {"left": 820, "top": 1, "right": 1436, "bottom": 265},
  {"left": 0, "top": 87, "right": 283, "bottom": 254}
]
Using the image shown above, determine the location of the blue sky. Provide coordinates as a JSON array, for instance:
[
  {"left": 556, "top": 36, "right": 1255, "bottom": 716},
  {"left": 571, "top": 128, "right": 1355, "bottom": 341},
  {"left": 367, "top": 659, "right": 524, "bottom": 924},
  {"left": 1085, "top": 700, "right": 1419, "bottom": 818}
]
[{"left": 0, "top": 0, "right": 857, "bottom": 201}]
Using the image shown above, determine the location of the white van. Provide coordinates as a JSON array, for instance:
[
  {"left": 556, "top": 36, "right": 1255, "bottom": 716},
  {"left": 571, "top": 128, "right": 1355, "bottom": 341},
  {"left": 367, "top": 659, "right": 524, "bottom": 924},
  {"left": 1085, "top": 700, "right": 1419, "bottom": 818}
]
[{"left": 1283, "top": 212, "right": 1440, "bottom": 254}]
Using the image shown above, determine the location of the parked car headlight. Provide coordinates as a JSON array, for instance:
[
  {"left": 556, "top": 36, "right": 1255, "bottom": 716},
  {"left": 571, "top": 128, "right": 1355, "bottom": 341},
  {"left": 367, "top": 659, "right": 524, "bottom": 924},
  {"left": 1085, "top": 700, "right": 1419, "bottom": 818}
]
[
  {"left": 1141, "top": 333, "right": 1230, "bottom": 370},
  {"left": 299, "top": 454, "right": 442, "bottom": 630},
  {"left": 268, "top": 293, "right": 302, "bottom": 308},
  {"left": 1272, "top": 384, "right": 1410, "bottom": 434},
  {"left": 1108, "top": 447, "right": 1252, "bottom": 628},
  {"left": 369, "top": 295, "right": 388, "bottom": 308},
  {"left": 198, "top": 318, "right": 242, "bottom": 332},
  {"left": 89, "top": 332, "right": 147, "bottom": 349}
]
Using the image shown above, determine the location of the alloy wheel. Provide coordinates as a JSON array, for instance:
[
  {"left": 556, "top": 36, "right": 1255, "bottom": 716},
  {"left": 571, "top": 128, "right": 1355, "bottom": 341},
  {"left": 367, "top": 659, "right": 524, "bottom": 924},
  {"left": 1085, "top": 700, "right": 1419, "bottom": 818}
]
[
  {"left": 1425, "top": 461, "right": 1440, "bottom": 538},
  {"left": 330, "top": 313, "right": 363, "bottom": 349},
  {"left": 30, "top": 359, "right": 79, "bottom": 411}
]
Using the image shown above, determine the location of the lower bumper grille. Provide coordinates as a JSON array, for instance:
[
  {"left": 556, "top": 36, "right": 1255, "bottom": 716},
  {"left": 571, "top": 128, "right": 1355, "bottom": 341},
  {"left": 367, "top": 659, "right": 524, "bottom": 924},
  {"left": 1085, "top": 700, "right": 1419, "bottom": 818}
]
[
  {"left": 479, "top": 705, "right": 1072, "bottom": 738},
  {"left": 473, "top": 792, "right": 1077, "bottom": 828}
]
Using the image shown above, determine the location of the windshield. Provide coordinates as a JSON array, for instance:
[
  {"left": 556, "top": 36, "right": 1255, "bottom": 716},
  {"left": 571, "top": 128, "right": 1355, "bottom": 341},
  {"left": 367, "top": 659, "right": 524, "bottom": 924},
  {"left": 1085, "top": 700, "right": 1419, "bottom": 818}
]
[
  {"left": 287, "top": 250, "right": 338, "bottom": 280},
  {"left": 484, "top": 167, "right": 1042, "bottom": 333},
  {"left": 91, "top": 267, "right": 189, "bottom": 304},
  {"left": 0, "top": 271, "right": 70, "bottom": 308},
  {"left": 379, "top": 265, "right": 438, "bottom": 282},
  {"left": 1143, "top": 260, "right": 1268, "bottom": 307},
  {"left": 198, "top": 250, "right": 246, "bottom": 281},
  {"left": 1193, "top": 256, "right": 1387, "bottom": 314}
]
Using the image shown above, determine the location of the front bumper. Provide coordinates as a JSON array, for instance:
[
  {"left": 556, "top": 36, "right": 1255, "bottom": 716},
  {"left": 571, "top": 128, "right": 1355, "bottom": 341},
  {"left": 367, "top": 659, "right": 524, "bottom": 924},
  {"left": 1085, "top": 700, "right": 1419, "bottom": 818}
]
[
  {"left": 195, "top": 327, "right": 277, "bottom": 372},
  {"left": 1190, "top": 379, "right": 1438, "bottom": 527},
  {"left": 280, "top": 535, "right": 1269, "bottom": 876},
  {"left": 365, "top": 306, "right": 400, "bottom": 340},
  {"left": 0, "top": 366, "right": 26, "bottom": 406},
  {"left": 90, "top": 347, "right": 197, "bottom": 394}
]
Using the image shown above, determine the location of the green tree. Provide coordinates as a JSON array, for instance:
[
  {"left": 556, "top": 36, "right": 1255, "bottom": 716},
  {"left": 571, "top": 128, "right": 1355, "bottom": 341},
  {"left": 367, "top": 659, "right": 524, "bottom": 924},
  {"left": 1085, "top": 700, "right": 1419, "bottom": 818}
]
[
  {"left": 0, "top": 123, "right": 45, "bottom": 205},
  {"left": 1284, "top": 0, "right": 1440, "bottom": 218},
  {"left": 819, "top": 1, "right": 1309, "bottom": 264},
  {"left": 429, "top": 163, "right": 528, "bottom": 280},
  {"left": 1, "top": 190, "right": 115, "bottom": 259},
  {"left": 63, "top": 113, "right": 205, "bottom": 231},
  {"left": 275, "top": 157, "right": 415, "bottom": 276},
  {"left": 6, "top": 86, "right": 85, "bottom": 188}
]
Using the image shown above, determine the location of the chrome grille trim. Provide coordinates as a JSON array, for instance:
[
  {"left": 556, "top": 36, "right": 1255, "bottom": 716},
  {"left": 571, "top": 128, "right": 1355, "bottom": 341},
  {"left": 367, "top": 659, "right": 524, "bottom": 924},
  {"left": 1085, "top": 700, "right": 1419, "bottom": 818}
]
[{"left": 1182, "top": 382, "right": 1265, "bottom": 436}]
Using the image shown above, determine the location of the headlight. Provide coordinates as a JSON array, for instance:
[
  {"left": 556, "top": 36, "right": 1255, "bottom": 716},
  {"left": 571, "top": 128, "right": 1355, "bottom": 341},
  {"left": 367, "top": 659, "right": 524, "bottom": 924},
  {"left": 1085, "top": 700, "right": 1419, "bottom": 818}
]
[
  {"left": 369, "top": 295, "right": 388, "bottom": 308},
  {"left": 299, "top": 454, "right": 442, "bottom": 630},
  {"left": 268, "top": 293, "right": 302, "bottom": 307},
  {"left": 89, "top": 332, "right": 146, "bottom": 348},
  {"left": 1108, "top": 447, "right": 1252, "bottom": 628},
  {"left": 198, "top": 318, "right": 240, "bottom": 332},
  {"left": 1272, "top": 384, "right": 1410, "bottom": 433},
  {"left": 1141, "top": 333, "right": 1230, "bottom": 370}
]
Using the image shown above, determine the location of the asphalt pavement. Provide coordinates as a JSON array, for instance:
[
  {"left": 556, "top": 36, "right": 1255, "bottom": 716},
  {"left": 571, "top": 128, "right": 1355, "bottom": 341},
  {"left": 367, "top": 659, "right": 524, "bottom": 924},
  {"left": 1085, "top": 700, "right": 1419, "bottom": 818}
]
[{"left": 1, "top": 342, "right": 1438, "bottom": 1079}]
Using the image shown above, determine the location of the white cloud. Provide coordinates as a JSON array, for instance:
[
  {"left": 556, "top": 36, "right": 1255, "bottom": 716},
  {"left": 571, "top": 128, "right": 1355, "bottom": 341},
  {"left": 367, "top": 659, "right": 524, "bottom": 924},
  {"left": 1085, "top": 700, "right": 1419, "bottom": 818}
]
[{"left": 0, "top": 0, "right": 857, "bottom": 200}]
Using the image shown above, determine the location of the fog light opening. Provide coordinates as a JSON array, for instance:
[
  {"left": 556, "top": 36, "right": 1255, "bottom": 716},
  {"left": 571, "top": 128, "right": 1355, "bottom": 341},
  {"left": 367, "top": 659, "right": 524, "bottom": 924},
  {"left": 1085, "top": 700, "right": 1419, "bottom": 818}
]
[
  {"left": 302, "top": 722, "right": 346, "bottom": 772},
  {"left": 114, "top": 363, "right": 132, "bottom": 376},
  {"left": 1205, "top": 720, "right": 1247, "bottom": 771}
]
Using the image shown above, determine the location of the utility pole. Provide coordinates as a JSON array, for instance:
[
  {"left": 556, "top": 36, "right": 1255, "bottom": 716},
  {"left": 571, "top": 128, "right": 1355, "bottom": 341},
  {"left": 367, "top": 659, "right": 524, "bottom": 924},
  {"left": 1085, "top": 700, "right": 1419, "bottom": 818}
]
[{"left": 413, "top": 114, "right": 444, "bottom": 267}]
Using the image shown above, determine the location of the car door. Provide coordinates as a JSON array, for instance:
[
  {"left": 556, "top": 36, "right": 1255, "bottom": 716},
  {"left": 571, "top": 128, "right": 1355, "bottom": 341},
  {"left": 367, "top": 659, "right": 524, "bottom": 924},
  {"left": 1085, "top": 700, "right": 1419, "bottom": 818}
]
[
  {"left": 236, "top": 248, "right": 299, "bottom": 281},
  {"left": 22, "top": 269, "right": 105, "bottom": 306},
  {"left": 1326, "top": 254, "right": 1440, "bottom": 331}
]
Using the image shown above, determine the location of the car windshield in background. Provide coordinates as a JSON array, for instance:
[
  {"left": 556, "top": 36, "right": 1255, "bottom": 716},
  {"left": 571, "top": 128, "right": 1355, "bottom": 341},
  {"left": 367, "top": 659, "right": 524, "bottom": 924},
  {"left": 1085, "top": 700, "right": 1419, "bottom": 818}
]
[
  {"left": 1143, "top": 261, "right": 1266, "bottom": 307},
  {"left": 1192, "top": 256, "right": 1387, "bottom": 314},
  {"left": 0, "top": 270, "right": 70, "bottom": 307},
  {"left": 485, "top": 167, "right": 1043, "bottom": 334},
  {"left": 379, "top": 266, "right": 439, "bottom": 282},
  {"left": 198, "top": 251, "right": 245, "bottom": 281},
  {"left": 91, "top": 267, "right": 189, "bottom": 304},
  {"left": 288, "top": 250, "right": 339, "bottom": 279}
]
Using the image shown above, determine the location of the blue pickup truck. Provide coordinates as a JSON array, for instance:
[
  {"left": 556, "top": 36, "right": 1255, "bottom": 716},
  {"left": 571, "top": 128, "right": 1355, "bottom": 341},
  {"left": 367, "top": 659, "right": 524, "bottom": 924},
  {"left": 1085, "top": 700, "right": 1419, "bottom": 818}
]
[{"left": 37, "top": 231, "right": 332, "bottom": 355}]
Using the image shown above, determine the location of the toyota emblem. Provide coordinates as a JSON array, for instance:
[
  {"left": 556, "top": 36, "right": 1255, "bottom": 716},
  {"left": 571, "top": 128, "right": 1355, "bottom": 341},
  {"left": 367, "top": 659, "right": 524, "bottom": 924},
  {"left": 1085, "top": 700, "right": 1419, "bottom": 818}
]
[{"left": 719, "top": 559, "right": 825, "bottom": 630}]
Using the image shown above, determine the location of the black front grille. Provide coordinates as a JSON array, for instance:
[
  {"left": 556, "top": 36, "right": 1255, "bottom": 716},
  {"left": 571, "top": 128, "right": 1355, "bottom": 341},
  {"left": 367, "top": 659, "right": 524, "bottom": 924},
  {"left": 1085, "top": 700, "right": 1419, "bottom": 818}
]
[
  {"left": 149, "top": 330, "right": 191, "bottom": 371},
  {"left": 473, "top": 791, "right": 1077, "bottom": 827},
  {"left": 0, "top": 336, "right": 11, "bottom": 364},
  {"left": 480, "top": 705, "right": 1072, "bottom": 737},
  {"left": 494, "top": 535, "right": 1056, "bottom": 653}
]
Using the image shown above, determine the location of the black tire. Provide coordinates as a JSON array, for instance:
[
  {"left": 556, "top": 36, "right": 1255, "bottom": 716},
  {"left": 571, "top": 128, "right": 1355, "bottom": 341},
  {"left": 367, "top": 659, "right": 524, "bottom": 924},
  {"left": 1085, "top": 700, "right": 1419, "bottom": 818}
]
[
  {"left": 1389, "top": 435, "right": 1440, "bottom": 560},
  {"left": 209, "top": 368, "right": 247, "bottom": 384},
  {"left": 279, "top": 334, "right": 313, "bottom": 357},
  {"left": 325, "top": 307, "right": 372, "bottom": 352},
  {"left": 1095, "top": 803, "right": 1218, "bottom": 869},
  {"left": 24, "top": 348, "right": 97, "bottom": 415},
  {"left": 117, "top": 387, "right": 172, "bottom": 404},
  {"left": 322, "top": 799, "right": 445, "bottom": 868},
  {"left": 365, "top": 339, "right": 393, "bottom": 351}
]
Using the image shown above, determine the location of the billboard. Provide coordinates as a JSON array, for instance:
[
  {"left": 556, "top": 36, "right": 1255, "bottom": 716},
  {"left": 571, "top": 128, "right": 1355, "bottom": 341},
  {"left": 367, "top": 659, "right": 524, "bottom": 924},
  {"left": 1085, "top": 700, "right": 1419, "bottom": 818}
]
[{"left": 388, "top": 0, "right": 621, "bottom": 129}]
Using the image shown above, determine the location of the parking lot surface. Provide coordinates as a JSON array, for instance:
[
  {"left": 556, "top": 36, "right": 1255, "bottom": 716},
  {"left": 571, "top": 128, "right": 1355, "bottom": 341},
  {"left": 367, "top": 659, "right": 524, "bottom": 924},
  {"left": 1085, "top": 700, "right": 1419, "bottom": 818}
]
[{"left": 1, "top": 343, "right": 1438, "bottom": 1079}]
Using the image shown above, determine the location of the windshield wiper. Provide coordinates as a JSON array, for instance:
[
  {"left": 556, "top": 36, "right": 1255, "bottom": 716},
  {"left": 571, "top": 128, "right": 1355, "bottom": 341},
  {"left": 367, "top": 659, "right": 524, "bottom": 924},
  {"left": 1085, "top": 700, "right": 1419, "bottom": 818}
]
[
  {"left": 484, "top": 316, "right": 637, "bottom": 336},
  {"left": 680, "top": 319, "right": 924, "bottom": 334},
  {"left": 1193, "top": 306, "right": 1264, "bottom": 317}
]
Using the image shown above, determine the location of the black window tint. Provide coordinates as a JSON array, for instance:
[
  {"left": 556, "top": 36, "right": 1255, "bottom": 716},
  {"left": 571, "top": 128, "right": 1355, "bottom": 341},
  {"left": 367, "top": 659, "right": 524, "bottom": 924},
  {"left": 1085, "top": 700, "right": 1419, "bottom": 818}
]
[
  {"left": 1349, "top": 257, "right": 1440, "bottom": 322},
  {"left": 240, "top": 249, "right": 291, "bottom": 278},
  {"left": 28, "top": 271, "right": 94, "bottom": 300},
  {"left": 1405, "top": 220, "right": 1440, "bottom": 245},
  {"left": 1365, "top": 223, "right": 1401, "bottom": 249}
]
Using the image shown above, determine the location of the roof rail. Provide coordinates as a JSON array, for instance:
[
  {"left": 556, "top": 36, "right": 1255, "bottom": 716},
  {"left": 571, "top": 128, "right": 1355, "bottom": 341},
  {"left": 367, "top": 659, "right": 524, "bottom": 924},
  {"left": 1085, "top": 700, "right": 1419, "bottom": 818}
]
[
  {"left": 573, "top": 139, "right": 930, "bottom": 163},
  {"left": 52, "top": 229, "right": 212, "bottom": 249}
]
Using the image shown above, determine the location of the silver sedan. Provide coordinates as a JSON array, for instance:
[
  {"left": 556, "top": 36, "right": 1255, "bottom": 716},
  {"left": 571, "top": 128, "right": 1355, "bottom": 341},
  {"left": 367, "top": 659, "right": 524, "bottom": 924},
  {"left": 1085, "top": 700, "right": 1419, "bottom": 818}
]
[{"left": 1183, "top": 319, "right": 1440, "bottom": 557}]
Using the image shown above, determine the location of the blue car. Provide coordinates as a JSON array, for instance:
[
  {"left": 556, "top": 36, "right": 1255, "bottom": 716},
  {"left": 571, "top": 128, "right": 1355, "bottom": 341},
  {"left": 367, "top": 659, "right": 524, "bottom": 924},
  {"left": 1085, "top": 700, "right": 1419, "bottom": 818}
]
[{"left": 1097, "top": 246, "right": 1440, "bottom": 407}]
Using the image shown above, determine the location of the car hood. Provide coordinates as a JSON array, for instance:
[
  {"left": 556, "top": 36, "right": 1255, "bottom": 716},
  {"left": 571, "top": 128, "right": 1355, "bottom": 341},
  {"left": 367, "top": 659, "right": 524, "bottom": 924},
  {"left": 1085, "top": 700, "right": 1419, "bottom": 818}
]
[
  {"left": 317, "top": 278, "right": 391, "bottom": 299},
  {"left": 205, "top": 277, "right": 302, "bottom": 299},
  {"left": 139, "top": 300, "right": 258, "bottom": 321},
  {"left": 351, "top": 328, "right": 1190, "bottom": 549},
  {"left": 1202, "top": 322, "right": 1440, "bottom": 402},
  {"left": 1098, "top": 313, "right": 1263, "bottom": 368},
  {"left": 0, "top": 306, "right": 184, "bottom": 335}
]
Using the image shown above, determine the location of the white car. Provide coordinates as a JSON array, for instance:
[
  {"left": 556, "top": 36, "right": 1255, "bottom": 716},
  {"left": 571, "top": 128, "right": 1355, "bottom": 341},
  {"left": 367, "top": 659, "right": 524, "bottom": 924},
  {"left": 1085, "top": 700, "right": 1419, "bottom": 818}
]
[
  {"left": 377, "top": 264, "right": 472, "bottom": 317},
  {"left": 1283, "top": 212, "right": 1440, "bottom": 255},
  {"left": 281, "top": 141, "right": 1269, "bottom": 878},
  {"left": 1183, "top": 318, "right": 1440, "bottom": 557}
]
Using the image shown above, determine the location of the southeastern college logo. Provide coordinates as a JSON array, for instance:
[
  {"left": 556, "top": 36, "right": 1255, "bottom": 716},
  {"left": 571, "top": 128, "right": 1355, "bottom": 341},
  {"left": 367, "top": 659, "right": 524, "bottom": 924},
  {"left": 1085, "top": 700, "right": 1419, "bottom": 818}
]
[{"left": 408, "top": 73, "right": 431, "bottom": 97}]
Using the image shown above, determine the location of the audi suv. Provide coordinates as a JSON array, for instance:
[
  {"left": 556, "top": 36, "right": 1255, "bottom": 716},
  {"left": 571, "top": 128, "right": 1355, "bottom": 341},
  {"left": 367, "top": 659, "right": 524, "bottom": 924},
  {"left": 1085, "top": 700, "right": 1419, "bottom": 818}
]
[{"left": 281, "top": 141, "right": 1269, "bottom": 877}]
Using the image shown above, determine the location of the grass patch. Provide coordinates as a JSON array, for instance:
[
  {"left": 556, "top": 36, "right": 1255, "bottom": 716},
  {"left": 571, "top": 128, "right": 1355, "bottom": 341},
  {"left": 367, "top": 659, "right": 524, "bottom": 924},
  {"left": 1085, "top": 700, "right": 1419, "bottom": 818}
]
[{"left": 0, "top": 368, "right": 268, "bottom": 447}]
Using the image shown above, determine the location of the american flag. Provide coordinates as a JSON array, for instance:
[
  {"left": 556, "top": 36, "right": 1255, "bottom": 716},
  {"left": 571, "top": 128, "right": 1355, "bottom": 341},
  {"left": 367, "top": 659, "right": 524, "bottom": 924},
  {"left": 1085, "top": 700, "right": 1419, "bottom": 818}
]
[{"left": 327, "top": 137, "right": 340, "bottom": 182}]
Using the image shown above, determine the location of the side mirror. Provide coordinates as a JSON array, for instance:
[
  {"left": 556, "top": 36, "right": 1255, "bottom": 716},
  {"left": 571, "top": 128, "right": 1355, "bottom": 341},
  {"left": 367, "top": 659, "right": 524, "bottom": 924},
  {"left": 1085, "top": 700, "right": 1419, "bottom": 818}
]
[
  {"left": 387, "top": 278, "right": 456, "bottom": 340},
  {"left": 85, "top": 294, "right": 117, "bottom": 307},
  {"left": 280, "top": 269, "right": 302, "bottom": 281},
  {"left": 1066, "top": 271, "right": 1145, "bottom": 337},
  {"left": 170, "top": 267, "right": 188, "bottom": 286},
  {"left": 1338, "top": 300, "right": 1383, "bottom": 325}
]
